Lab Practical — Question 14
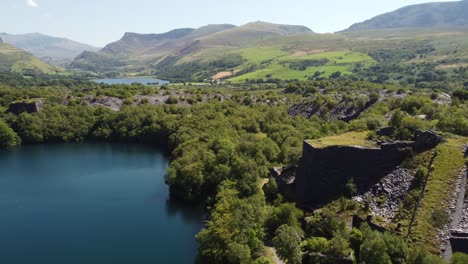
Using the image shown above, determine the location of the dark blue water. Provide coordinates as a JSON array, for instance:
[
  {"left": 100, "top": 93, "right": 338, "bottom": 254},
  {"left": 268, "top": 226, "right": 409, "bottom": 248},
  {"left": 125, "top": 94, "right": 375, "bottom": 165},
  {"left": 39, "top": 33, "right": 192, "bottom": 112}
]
[
  {"left": 0, "top": 144, "right": 203, "bottom": 264},
  {"left": 93, "top": 78, "right": 170, "bottom": 85}
]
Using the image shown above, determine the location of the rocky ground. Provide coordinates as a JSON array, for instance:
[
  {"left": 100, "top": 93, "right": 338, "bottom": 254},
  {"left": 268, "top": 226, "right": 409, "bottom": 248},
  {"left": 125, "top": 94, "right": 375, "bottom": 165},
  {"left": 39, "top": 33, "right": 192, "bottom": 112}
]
[
  {"left": 81, "top": 91, "right": 232, "bottom": 111},
  {"left": 354, "top": 168, "right": 414, "bottom": 220},
  {"left": 454, "top": 167, "right": 468, "bottom": 232}
]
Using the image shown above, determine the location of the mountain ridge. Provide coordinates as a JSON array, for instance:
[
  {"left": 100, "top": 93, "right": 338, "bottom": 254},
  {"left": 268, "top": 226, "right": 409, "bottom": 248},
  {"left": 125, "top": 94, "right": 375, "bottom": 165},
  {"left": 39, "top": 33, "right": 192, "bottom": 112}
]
[
  {"left": 70, "top": 21, "right": 315, "bottom": 77},
  {"left": 344, "top": 0, "right": 468, "bottom": 32}
]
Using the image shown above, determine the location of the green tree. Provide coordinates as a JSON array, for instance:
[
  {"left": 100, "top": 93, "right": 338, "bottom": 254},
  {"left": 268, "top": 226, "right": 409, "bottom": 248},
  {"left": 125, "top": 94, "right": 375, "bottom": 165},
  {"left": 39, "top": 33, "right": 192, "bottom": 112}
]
[
  {"left": 382, "top": 232, "right": 408, "bottom": 264},
  {"left": 326, "top": 231, "right": 352, "bottom": 258},
  {"left": 349, "top": 228, "right": 363, "bottom": 259},
  {"left": 196, "top": 181, "right": 265, "bottom": 264},
  {"left": 266, "top": 203, "right": 303, "bottom": 238},
  {"left": 305, "top": 237, "right": 329, "bottom": 253},
  {"left": 360, "top": 236, "right": 391, "bottom": 264},
  {"left": 272, "top": 225, "right": 303, "bottom": 264},
  {"left": 0, "top": 119, "right": 18, "bottom": 149}
]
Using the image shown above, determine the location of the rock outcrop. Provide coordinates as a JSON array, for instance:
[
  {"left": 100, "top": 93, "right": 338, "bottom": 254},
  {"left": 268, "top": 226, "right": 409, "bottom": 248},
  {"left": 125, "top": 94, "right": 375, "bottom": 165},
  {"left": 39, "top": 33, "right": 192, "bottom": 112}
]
[
  {"left": 271, "top": 166, "right": 297, "bottom": 201},
  {"left": 288, "top": 95, "right": 376, "bottom": 121},
  {"left": 86, "top": 96, "right": 123, "bottom": 111}
]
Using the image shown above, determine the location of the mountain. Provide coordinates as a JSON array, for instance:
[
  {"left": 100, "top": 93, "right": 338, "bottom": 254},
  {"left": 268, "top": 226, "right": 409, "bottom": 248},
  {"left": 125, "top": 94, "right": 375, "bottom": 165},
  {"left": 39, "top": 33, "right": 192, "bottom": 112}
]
[
  {"left": 70, "top": 22, "right": 314, "bottom": 77},
  {"left": 0, "top": 33, "right": 100, "bottom": 66},
  {"left": 70, "top": 19, "right": 468, "bottom": 84},
  {"left": 0, "top": 42, "right": 63, "bottom": 75},
  {"left": 345, "top": 0, "right": 468, "bottom": 31},
  {"left": 99, "top": 24, "right": 237, "bottom": 56}
]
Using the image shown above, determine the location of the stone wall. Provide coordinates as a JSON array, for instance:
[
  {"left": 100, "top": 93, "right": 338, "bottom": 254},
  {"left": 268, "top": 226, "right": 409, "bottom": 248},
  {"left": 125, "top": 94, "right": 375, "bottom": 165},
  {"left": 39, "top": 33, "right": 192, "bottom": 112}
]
[
  {"left": 296, "top": 141, "right": 412, "bottom": 208},
  {"left": 450, "top": 231, "right": 468, "bottom": 256}
]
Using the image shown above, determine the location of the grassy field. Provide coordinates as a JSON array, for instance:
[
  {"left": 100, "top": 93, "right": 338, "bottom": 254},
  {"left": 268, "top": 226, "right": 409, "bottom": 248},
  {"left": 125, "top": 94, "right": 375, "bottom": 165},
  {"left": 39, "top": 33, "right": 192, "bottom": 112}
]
[
  {"left": 229, "top": 50, "right": 375, "bottom": 82},
  {"left": 306, "top": 131, "right": 377, "bottom": 149}
]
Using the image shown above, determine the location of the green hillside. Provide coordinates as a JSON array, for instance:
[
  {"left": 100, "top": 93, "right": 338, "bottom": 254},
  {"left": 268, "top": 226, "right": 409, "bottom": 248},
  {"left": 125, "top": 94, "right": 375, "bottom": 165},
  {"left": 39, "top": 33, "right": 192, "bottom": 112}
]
[
  {"left": 0, "top": 43, "right": 64, "bottom": 75},
  {"left": 229, "top": 50, "right": 375, "bottom": 82}
]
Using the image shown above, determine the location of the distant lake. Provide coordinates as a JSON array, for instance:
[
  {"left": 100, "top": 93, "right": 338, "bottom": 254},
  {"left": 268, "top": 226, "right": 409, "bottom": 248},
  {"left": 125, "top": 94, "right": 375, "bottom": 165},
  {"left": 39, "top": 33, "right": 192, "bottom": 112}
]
[
  {"left": 0, "top": 144, "right": 203, "bottom": 264},
  {"left": 93, "top": 78, "right": 170, "bottom": 85}
]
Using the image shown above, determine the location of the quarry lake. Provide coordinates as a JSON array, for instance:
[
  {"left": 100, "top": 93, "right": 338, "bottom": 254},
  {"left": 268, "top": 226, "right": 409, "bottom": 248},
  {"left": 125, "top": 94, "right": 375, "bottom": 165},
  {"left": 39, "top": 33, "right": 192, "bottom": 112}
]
[
  {"left": 0, "top": 144, "right": 204, "bottom": 264},
  {"left": 92, "top": 78, "right": 170, "bottom": 85}
]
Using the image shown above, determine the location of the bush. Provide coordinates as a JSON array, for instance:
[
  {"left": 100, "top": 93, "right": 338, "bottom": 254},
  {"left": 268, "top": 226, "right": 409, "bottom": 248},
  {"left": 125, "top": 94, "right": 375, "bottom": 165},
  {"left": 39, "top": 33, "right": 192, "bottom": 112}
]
[
  {"left": 431, "top": 209, "right": 449, "bottom": 229},
  {"left": 305, "top": 237, "right": 330, "bottom": 253},
  {"left": 165, "top": 96, "right": 178, "bottom": 104}
]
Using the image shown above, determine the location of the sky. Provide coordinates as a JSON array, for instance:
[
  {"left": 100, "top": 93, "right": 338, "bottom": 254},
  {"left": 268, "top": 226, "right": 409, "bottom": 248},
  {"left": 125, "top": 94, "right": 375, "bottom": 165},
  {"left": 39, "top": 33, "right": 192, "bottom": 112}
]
[{"left": 0, "top": 0, "right": 458, "bottom": 47}]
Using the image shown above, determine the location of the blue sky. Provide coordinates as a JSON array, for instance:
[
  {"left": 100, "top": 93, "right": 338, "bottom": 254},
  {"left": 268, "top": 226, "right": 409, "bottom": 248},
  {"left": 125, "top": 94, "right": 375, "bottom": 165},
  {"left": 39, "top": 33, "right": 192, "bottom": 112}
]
[{"left": 0, "top": 0, "right": 457, "bottom": 47}]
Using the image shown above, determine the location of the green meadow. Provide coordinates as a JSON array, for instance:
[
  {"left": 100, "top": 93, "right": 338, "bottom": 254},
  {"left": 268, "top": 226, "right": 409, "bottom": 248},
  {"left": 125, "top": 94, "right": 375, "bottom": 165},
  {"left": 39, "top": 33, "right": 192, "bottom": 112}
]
[{"left": 229, "top": 50, "right": 375, "bottom": 82}]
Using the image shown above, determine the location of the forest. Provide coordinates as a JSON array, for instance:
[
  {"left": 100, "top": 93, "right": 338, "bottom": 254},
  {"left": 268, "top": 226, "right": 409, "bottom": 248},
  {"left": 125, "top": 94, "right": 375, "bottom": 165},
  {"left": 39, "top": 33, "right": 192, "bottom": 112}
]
[{"left": 0, "top": 75, "right": 467, "bottom": 264}]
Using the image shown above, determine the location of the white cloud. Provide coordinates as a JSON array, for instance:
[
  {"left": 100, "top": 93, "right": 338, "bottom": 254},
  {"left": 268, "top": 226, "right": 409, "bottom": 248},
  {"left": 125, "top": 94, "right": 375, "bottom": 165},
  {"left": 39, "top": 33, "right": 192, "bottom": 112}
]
[{"left": 26, "top": 0, "right": 39, "bottom": 8}]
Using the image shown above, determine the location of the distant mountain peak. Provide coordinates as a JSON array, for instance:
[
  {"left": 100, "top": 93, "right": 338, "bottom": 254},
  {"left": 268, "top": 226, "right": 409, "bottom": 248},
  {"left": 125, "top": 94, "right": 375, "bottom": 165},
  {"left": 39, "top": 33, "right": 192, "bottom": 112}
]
[
  {"left": 344, "top": 0, "right": 468, "bottom": 31},
  {"left": 122, "top": 28, "right": 195, "bottom": 39}
]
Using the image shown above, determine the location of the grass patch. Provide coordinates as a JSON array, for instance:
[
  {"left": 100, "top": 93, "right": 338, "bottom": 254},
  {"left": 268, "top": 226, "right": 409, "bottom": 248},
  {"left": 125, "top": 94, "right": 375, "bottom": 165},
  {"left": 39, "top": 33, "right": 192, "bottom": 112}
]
[
  {"left": 408, "top": 136, "right": 467, "bottom": 253},
  {"left": 240, "top": 46, "right": 289, "bottom": 63},
  {"left": 306, "top": 131, "right": 377, "bottom": 149}
]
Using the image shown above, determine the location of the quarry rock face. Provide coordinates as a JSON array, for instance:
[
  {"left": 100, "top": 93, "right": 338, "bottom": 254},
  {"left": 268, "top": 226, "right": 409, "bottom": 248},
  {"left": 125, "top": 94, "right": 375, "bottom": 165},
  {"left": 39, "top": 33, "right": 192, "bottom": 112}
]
[
  {"left": 7, "top": 99, "right": 44, "bottom": 115},
  {"left": 295, "top": 131, "right": 442, "bottom": 208},
  {"left": 296, "top": 142, "right": 411, "bottom": 207}
]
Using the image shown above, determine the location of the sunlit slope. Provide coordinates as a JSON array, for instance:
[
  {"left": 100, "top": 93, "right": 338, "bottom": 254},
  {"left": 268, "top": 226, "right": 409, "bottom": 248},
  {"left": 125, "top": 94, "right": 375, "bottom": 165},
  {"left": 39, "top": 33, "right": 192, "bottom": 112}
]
[{"left": 0, "top": 43, "right": 63, "bottom": 74}]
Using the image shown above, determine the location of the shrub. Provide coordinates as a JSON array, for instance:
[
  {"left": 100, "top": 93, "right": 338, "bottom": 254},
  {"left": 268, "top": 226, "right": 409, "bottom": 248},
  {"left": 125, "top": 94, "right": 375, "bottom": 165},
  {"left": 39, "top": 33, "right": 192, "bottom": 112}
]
[
  {"left": 431, "top": 209, "right": 449, "bottom": 229},
  {"left": 165, "top": 96, "right": 178, "bottom": 104},
  {"left": 305, "top": 237, "right": 329, "bottom": 253}
]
